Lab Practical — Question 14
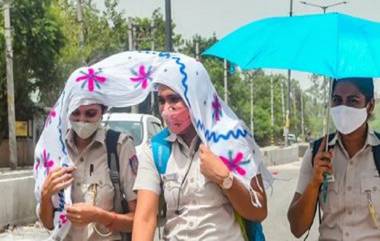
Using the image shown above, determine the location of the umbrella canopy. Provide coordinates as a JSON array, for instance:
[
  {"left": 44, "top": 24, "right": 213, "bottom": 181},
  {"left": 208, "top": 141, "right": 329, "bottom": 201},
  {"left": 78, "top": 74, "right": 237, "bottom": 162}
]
[{"left": 204, "top": 13, "right": 380, "bottom": 78}]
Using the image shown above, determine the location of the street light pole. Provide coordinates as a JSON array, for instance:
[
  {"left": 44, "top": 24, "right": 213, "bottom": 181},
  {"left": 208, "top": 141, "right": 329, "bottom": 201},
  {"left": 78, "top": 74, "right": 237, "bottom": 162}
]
[
  {"left": 300, "top": 1, "right": 348, "bottom": 13},
  {"left": 164, "top": 0, "right": 173, "bottom": 52},
  {"left": 4, "top": 0, "right": 17, "bottom": 169},
  {"left": 285, "top": 0, "right": 294, "bottom": 146}
]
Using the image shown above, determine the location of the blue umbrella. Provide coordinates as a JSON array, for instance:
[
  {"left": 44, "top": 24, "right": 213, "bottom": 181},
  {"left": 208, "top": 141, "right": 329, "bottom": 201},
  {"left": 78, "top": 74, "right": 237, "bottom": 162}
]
[{"left": 204, "top": 13, "right": 380, "bottom": 78}]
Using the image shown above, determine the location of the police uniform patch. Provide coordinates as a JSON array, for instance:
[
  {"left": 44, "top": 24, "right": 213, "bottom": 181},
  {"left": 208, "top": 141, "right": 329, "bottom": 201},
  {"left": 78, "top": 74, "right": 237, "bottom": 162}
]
[{"left": 129, "top": 154, "right": 139, "bottom": 175}]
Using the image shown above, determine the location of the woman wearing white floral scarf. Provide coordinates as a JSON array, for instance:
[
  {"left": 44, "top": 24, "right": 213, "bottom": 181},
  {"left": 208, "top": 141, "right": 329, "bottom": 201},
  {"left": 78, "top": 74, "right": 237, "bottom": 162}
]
[
  {"left": 131, "top": 53, "right": 272, "bottom": 241},
  {"left": 34, "top": 51, "right": 272, "bottom": 241}
]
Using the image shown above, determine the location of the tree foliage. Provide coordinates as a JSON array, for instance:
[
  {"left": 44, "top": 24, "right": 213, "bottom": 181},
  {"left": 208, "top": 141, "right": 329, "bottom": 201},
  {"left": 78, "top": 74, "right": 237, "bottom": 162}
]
[{"left": 0, "top": 0, "right": 324, "bottom": 146}]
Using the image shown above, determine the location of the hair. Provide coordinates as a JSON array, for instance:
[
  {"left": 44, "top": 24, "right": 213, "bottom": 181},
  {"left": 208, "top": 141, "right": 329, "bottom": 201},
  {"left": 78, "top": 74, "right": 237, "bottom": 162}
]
[{"left": 332, "top": 77, "right": 374, "bottom": 103}]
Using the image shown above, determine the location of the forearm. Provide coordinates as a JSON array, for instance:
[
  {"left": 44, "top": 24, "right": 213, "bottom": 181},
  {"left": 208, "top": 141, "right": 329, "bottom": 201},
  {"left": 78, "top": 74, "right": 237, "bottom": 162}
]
[
  {"left": 288, "top": 182, "right": 320, "bottom": 237},
  {"left": 39, "top": 193, "right": 54, "bottom": 230},
  {"left": 132, "top": 213, "right": 157, "bottom": 241},
  {"left": 224, "top": 177, "right": 267, "bottom": 222},
  {"left": 96, "top": 209, "right": 134, "bottom": 232}
]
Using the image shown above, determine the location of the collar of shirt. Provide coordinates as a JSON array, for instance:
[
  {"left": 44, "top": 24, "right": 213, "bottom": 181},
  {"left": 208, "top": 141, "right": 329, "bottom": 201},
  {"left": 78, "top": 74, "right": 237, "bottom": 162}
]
[
  {"left": 165, "top": 130, "right": 201, "bottom": 158},
  {"left": 327, "top": 127, "right": 380, "bottom": 157}
]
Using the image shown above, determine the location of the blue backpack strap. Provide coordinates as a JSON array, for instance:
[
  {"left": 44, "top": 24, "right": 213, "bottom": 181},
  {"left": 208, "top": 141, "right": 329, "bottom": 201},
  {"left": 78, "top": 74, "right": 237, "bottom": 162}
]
[
  {"left": 245, "top": 220, "right": 265, "bottom": 241},
  {"left": 151, "top": 128, "right": 172, "bottom": 175}
]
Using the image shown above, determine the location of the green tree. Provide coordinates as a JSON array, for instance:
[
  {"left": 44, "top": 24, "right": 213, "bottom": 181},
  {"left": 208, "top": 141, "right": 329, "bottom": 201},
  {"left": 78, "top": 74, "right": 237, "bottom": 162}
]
[{"left": 0, "top": 0, "right": 64, "bottom": 143}]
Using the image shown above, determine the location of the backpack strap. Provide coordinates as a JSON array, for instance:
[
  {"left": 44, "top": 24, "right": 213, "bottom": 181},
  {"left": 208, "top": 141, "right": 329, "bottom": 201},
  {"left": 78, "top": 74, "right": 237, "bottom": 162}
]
[
  {"left": 106, "top": 129, "right": 131, "bottom": 241},
  {"left": 303, "top": 133, "right": 336, "bottom": 240},
  {"left": 372, "top": 132, "right": 380, "bottom": 177},
  {"left": 151, "top": 128, "right": 172, "bottom": 175},
  {"left": 151, "top": 128, "right": 172, "bottom": 240},
  {"left": 105, "top": 129, "right": 129, "bottom": 213},
  {"left": 311, "top": 133, "right": 336, "bottom": 167}
]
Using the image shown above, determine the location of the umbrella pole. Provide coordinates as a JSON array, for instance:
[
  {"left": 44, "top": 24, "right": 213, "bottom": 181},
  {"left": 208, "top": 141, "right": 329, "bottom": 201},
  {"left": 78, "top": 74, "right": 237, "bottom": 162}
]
[{"left": 324, "top": 77, "right": 333, "bottom": 151}]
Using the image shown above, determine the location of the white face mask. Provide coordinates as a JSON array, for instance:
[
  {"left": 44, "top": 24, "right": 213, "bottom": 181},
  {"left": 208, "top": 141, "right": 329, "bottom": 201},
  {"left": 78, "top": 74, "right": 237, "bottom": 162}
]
[
  {"left": 330, "top": 105, "right": 368, "bottom": 135},
  {"left": 70, "top": 120, "right": 101, "bottom": 139}
]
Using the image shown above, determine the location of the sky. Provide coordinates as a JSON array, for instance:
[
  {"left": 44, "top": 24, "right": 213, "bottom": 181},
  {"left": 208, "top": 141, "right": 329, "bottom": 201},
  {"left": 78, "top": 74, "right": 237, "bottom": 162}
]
[{"left": 93, "top": 0, "right": 380, "bottom": 92}]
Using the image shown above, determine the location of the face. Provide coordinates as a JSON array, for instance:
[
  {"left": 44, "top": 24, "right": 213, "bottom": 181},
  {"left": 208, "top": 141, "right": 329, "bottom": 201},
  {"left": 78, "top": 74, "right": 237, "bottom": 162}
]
[
  {"left": 331, "top": 82, "right": 368, "bottom": 108},
  {"left": 157, "top": 85, "right": 192, "bottom": 135},
  {"left": 158, "top": 86, "right": 187, "bottom": 114},
  {"left": 69, "top": 104, "right": 103, "bottom": 123}
]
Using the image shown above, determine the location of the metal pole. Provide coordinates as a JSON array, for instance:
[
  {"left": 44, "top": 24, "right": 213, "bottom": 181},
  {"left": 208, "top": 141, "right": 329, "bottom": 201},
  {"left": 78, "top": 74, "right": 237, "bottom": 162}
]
[
  {"left": 223, "top": 59, "right": 228, "bottom": 104},
  {"left": 164, "top": 0, "right": 173, "bottom": 52},
  {"left": 281, "top": 78, "right": 285, "bottom": 123},
  {"left": 76, "top": 0, "right": 84, "bottom": 52},
  {"left": 250, "top": 73, "right": 254, "bottom": 134},
  {"left": 270, "top": 74, "right": 275, "bottom": 144},
  {"left": 128, "top": 17, "right": 134, "bottom": 51},
  {"left": 128, "top": 17, "right": 139, "bottom": 113},
  {"left": 301, "top": 92, "right": 305, "bottom": 139},
  {"left": 150, "top": 20, "right": 155, "bottom": 115},
  {"left": 4, "top": 0, "right": 17, "bottom": 169},
  {"left": 195, "top": 39, "right": 200, "bottom": 61},
  {"left": 285, "top": 0, "right": 294, "bottom": 146}
]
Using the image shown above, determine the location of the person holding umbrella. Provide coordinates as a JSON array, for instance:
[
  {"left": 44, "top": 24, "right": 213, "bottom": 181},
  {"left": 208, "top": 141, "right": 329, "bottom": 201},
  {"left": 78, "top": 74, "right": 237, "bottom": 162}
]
[{"left": 288, "top": 77, "right": 380, "bottom": 240}]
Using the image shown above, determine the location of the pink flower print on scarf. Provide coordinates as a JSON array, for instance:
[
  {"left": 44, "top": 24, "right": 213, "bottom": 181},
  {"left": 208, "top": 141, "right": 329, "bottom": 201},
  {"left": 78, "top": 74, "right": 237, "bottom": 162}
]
[
  {"left": 59, "top": 213, "right": 68, "bottom": 228},
  {"left": 130, "top": 65, "right": 153, "bottom": 89},
  {"left": 42, "top": 149, "right": 54, "bottom": 175},
  {"left": 76, "top": 68, "right": 107, "bottom": 92},
  {"left": 45, "top": 107, "right": 56, "bottom": 127},
  {"left": 211, "top": 94, "right": 223, "bottom": 123},
  {"left": 220, "top": 150, "right": 250, "bottom": 176},
  {"left": 34, "top": 158, "right": 40, "bottom": 171}
]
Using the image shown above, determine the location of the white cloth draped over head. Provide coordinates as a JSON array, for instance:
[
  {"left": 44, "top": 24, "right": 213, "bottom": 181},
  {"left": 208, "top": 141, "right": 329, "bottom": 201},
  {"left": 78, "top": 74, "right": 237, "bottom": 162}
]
[{"left": 34, "top": 51, "right": 273, "bottom": 240}]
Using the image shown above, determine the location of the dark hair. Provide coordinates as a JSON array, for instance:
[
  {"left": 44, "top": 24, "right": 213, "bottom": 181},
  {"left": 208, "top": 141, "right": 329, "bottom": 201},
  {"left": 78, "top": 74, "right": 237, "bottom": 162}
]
[{"left": 332, "top": 77, "right": 374, "bottom": 103}]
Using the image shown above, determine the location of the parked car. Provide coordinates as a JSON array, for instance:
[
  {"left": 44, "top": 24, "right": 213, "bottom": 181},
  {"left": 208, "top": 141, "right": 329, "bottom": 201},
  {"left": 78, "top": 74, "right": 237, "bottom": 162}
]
[{"left": 102, "top": 113, "right": 163, "bottom": 154}]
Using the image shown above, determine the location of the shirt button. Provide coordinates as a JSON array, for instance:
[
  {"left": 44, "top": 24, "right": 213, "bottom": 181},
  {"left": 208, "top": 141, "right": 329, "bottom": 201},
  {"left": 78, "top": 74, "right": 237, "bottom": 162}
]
[
  {"left": 76, "top": 182, "right": 81, "bottom": 187},
  {"left": 373, "top": 186, "right": 377, "bottom": 191},
  {"left": 349, "top": 161, "right": 354, "bottom": 165},
  {"left": 189, "top": 178, "right": 195, "bottom": 183},
  {"left": 189, "top": 221, "right": 194, "bottom": 227},
  {"left": 345, "top": 232, "right": 349, "bottom": 237},
  {"left": 348, "top": 210, "right": 352, "bottom": 215},
  {"left": 347, "top": 186, "right": 352, "bottom": 191},
  {"left": 80, "top": 157, "right": 84, "bottom": 162}
]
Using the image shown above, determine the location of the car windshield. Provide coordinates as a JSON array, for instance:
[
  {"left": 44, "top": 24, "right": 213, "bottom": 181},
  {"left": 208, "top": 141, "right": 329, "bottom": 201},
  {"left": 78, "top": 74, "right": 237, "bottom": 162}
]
[{"left": 103, "top": 121, "right": 143, "bottom": 145}]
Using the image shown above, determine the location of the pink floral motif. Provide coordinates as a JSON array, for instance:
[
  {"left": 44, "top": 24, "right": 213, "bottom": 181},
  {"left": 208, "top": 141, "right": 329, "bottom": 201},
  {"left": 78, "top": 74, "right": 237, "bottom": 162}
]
[
  {"left": 41, "top": 149, "right": 54, "bottom": 174},
  {"left": 45, "top": 107, "right": 56, "bottom": 127},
  {"left": 220, "top": 151, "right": 250, "bottom": 176},
  {"left": 76, "top": 68, "right": 106, "bottom": 92},
  {"left": 59, "top": 213, "right": 68, "bottom": 225},
  {"left": 211, "top": 94, "right": 223, "bottom": 123},
  {"left": 34, "top": 158, "right": 40, "bottom": 171},
  {"left": 130, "top": 65, "right": 153, "bottom": 89}
]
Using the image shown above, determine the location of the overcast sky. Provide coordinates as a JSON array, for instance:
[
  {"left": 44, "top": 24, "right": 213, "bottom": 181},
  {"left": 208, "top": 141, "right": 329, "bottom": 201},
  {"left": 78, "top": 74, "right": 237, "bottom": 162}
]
[{"left": 93, "top": 0, "right": 380, "bottom": 91}]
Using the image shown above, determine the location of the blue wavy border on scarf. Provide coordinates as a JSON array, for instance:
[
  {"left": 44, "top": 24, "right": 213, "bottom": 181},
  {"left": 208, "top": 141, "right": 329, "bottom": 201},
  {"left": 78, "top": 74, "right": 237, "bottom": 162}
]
[
  {"left": 158, "top": 52, "right": 191, "bottom": 107},
  {"left": 196, "top": 120, "right": 252, "bottom": 143},
  {"left": 58, "top": 91, "right": 67, "bottom": 156}
]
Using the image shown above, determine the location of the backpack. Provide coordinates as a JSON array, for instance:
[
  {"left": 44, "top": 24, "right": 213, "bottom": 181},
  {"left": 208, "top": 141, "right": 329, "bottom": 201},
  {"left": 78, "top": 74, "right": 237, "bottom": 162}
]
[
  {"left": 105, "top": 129, "right": 131, "bottom": 241},
  {"left": 151, "top": 128, "right": 265, "bottom": 241},
  {"left": 304, "top": 132, "right": 380, "bottom": 240}
]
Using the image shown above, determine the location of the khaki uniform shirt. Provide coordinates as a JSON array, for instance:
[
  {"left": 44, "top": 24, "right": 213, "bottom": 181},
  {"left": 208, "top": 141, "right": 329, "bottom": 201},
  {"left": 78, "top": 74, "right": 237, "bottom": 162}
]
[
  {"left": 64, "top": 128, "right": 137, "bottom": 241},
  {"left": 133, "top": 132, "right": 245, "bottom": 241},
  {"left": 296, "top": 129, "right": 380, "bottom": 241}
]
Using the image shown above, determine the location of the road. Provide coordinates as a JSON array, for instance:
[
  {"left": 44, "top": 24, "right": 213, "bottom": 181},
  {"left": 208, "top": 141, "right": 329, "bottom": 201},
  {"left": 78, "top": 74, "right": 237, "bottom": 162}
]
[{"left": 0, "top": 161, "right": 319, "bottom": 241}]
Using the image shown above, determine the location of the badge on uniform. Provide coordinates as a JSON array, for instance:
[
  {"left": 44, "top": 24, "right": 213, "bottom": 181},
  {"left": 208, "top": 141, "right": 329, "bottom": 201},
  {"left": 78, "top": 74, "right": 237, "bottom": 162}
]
[{"left": 129, "top": 154, "right": 139, "bottom": 175}]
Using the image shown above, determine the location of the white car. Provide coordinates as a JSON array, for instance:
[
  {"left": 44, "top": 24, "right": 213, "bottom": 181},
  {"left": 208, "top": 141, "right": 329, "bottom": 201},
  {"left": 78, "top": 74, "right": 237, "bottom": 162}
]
[{"left": 102, "top": 113, "right": 163, "bottom": 154}]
